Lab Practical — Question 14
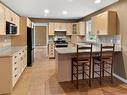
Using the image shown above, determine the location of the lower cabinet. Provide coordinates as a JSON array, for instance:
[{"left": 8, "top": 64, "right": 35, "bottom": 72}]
[
  {"left": 48, "top": 44, "right": 55, "bottom": 58},
  {"left": 0, "top": 47, "right": 27, "bottom": 94}
]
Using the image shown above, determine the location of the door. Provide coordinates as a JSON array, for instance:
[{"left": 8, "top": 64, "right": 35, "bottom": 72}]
[{"left": 35, "top": 26, "right": 47, "bottom": 47}]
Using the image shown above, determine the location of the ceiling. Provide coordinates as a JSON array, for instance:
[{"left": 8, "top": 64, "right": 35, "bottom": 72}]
[{"left": 1, "top": 0, "right": 119, "bottom": 19}]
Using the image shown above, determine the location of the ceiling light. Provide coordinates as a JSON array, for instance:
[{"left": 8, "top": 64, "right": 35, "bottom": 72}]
[
  {"left": 68, "top": 0, "right": 73, "bottom": 2},
  {"left": 94, "top": 0, "right": 101, "bottom": 4},
  {"left": 62, "top": 11, "right": 68, "bottom": 15},
  {"left": 44, "top": 9, "right": 50, "bottom": 14}
]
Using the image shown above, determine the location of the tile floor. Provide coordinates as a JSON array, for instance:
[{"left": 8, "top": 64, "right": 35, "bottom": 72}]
[{"left": 5, "top": 48, "right": 127, "bottom": 95}]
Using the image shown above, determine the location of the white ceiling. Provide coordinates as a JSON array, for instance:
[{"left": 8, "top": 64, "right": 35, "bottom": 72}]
[{"left": 1, "top": 0, "right": 119, "bottom": 19}]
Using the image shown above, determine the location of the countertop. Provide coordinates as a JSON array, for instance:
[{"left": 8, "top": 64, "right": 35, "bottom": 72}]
[
  {"left": 0, "top": 46, "right": 27, "bottom": 57},
  {"left": 55, "top": 43, "right": 121, "bottom": 54}
]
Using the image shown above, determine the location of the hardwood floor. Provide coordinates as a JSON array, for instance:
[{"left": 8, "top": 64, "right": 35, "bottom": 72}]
[{"left": 5, "top": 48, "right": 127, "bottom": 95}]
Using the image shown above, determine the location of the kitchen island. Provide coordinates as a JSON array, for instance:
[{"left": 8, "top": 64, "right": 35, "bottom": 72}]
[{"left": 55, "top": 44, "right": 121, "bottom": 82}]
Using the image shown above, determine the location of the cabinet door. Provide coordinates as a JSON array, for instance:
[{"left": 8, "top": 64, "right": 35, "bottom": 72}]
[
  {"left": 72, "top": 23, "right": 78, "bottom": 35},
  {"left": 27, "top": 18, "right": 32, "bottom": 28},
  {"left": 66, "top": 23, "right": 72, "bottom": 35},
  {"left": 92, "top": 11, "right": 109, "bottom": 35},
  {"left": 5, "top": 8, "right": 11, "bottom": 22},
  {"left": 92, "top": 16, "right": 99, "bottom": 35},
  {"left": 48, "top": 22, "right": 55, "bottom": 35},
  {"left": 55, "top": 23, "right": 66, "bottom": 31},
  {"left": 0, "top": 4, "right": 6, "bottom": 35},
  {"left": 78, "top": 22, "right": 86, "bottom": 35},
  {"left": 98, "top": 12, "right": 108, "bottom": 35},
  {"left": 15, "top": 15, "right": 20, "bottom": 35}
]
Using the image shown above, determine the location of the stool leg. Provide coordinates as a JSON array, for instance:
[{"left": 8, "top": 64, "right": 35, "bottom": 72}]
[
  {"left": 102, "top": 63, "right": 104, "bottom": 78},
  {"left": 111, "top": 63, "right": 113, "bottom": 84},
  {"left": 71, "top": 60, "right": 73, "bottom": 83},
  {"left": 82, "top": 64, "right": 84, "bottom": 80},
  {"left": 92, "top": 58, "right": 95, "bottom": 81},
  {"left": 100, "top": 62, "right": 102, "bottom": 86},
  {"left": 89, "top": 64, "right": 91, "bottom": 87},
  {"left": 76, "top": 63, "right": 79, "bottom": 89}
]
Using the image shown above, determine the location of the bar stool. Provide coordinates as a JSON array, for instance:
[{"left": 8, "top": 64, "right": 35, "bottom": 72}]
[
  {"left": 92, "top": 44, "right": 115, "bottom": 85},
  {"left": 71, "top": 43, "right": 92, "bottom": 89}
]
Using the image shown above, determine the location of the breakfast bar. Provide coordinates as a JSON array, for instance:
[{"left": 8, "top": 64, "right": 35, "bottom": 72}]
[{"left": 55, "top": 44, "right": 121, "bottom": 82}]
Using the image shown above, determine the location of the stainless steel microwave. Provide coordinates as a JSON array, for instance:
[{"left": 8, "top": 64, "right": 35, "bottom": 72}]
[{"left": 6, "top": 21, "right": 17, "bottom": 34}]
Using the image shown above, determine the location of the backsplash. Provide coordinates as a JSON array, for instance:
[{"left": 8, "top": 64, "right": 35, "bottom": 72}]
[
  {"left": 0, "top": 36, "right": 11, "bottom": 50},
  {"left": 97, "top": 35, "right": 121, "bottom": 45}
]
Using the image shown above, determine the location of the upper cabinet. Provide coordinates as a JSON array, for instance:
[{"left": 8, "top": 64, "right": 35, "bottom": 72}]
[
  {"left": 72, "top": 23, "right": 78, "bottom": 35},
  {"left": 0, "top": 3, "right": 20, "bottom": 35},
  {"left": 27, "top": 18, "right": 32, "bottom": 28},
  {"left": 48, "top": 22, "right": 55, "bottom": 36},
  {"left": 66, "top": 23, "right": 72, "bottom": 35},
  {"left": 92, "top": 11, "right": 117, "bottom": 35},
  {"left": 54, "top": 23, "right": 67, "bottom": 31},
  {"left": 77, "top": 22, "right": 86, "bottom": 35},
  {"left": 0, "top": 3, "right": 6, "bottom": 35}
]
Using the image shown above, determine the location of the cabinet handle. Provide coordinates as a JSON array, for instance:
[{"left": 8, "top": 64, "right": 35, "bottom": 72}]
[
  {"left": 14, "top": 68, "right": 17, "bottom": 70},
  {"left": 21, "top": 57, "right": 23, "bottom": 61},
  {"left": 14, "top": 62, "right": 17, "bottom": 64},
  {"left": 15, "top": 74, "right": 17, "bottom": 78}
]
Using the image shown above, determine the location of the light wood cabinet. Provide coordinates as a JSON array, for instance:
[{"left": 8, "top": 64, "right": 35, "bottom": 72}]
[
  {"left": 27, "top": 18, "right": 32, "bottom": 28},
  {"left": 54, "top": 23, "right": 67, "bottom": 31},
  {"left": 5, "top": 8, "right": 16, "bottom": 24},
  {"left": 92, "top": 11, "right": 117, "bottom": 35},
  {"left": 72, "top": 23, "right": 78, "bottom": 35},
  {"left": 0, "top": 3, "right": 6, "bottom": 35},
  {"left": 48, "top": 44, "right": 55, "bottom": 58},
  {"left": 66, "top": 23, "right": 72, "bottom": 35},
  {"left": 5, "top": 7, "right": 11, "bottom": 22},
  {"left": 77, "top": 22, "right": 86, "bottom": 35},
  {"left": 48, "top": 22, "right": 55, "bottom": 35},
  {"left": 0, "top": 47, "right": 27, "bottom": 94},
  {"left": 1, "top": 3, "right": 20, "bottom": 35}
]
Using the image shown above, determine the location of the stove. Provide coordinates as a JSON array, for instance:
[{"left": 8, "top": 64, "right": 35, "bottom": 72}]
[{"left": 54, "top": 40, "right": 68, "bottom": 48}]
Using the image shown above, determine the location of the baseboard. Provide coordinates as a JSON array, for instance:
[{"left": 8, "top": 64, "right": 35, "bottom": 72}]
[{"left": 113, "top": 73, "right": 127, "bottom": 83}]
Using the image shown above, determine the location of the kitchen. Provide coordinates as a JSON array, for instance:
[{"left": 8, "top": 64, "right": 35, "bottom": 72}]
[{"left": 0, "top": 0, "right": 127, "bottom": 95}]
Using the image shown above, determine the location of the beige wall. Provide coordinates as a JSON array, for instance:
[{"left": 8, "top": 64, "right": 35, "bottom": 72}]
[
  {"left": 80, "top": 0, "right": 127, "bottom": 79},
  {"left": 11, "top": 17, "right": 27, "bottom": 46},
  {"left": 0, "top": 36, "right": 11, "bottom": 49},
  {"left": 35, "top": 26, "right": 47, "bottom": 46}
]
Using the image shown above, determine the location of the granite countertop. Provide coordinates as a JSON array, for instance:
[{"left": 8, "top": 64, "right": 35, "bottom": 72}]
[
  {"left": 55, "top": 43, "right": 121, "bottom": 54},
  {"left": 0, "top": 46, "right": 27, "bottom": 57}
]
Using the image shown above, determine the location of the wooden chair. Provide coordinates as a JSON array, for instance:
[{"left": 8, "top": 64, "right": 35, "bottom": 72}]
[
  {"left": 71, "top": 43, "right": 92, "bottom": 88},
  {"left": 92, "top": 44, "right": 115, "bottom": 85}
]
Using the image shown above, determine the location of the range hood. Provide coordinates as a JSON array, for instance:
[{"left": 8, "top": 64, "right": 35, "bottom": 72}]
[{"left": 55, "top": 29, "right": 67, "bottom": 31}]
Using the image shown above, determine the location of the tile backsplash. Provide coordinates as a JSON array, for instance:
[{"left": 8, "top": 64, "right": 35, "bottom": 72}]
[
  {"left": 0, "top": 36, "right": 11, "bottom": 50},
  {"left": 97, "top": 35, "right": 121, "bottom": 45}
]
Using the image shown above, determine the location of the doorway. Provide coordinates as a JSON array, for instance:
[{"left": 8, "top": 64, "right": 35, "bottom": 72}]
[{"left": 35, "top": 26, "right": 47, "bottom": 48}]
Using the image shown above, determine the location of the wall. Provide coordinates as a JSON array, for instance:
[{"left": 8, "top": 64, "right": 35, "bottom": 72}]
[
  {"left": 11, "top": 17, "right": 27, "bottom": 46},
  {"left": 35, "top": 26, "right": 47, "bottom": 46},
  {"left": 0, "top": 36, "right": 11, "bottom": 50},
  {"left": 80, "top": 0, "right": 127, "bottom": 79}
]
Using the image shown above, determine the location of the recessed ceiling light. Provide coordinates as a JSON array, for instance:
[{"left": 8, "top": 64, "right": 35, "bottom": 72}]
[
  {"left": 44, "top": 9, "right": 50, "bottom": 14},
  {"left": 62, "top": 11, "right": 68, "bottom": 15},
  {"left": 94, "top": 0, "right": 101, "bottom": 4},
  {"left": 68, "top": 0, "right": 73, "bottom": 2}
]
